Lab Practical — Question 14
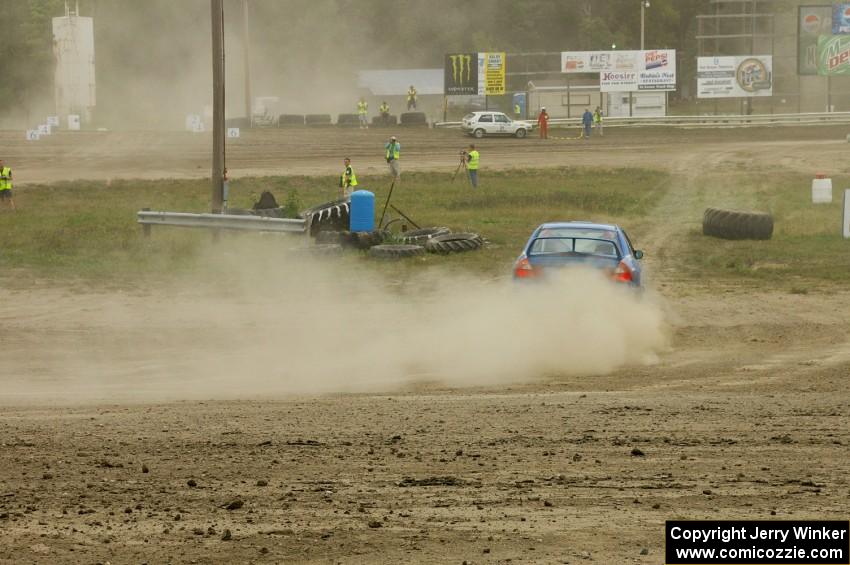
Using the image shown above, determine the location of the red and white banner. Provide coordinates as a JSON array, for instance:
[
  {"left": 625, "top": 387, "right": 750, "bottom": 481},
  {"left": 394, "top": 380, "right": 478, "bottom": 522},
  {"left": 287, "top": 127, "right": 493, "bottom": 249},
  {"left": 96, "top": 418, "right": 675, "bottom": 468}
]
[{"left": 563, "top": 50, "right": 676, "bottom": 92}]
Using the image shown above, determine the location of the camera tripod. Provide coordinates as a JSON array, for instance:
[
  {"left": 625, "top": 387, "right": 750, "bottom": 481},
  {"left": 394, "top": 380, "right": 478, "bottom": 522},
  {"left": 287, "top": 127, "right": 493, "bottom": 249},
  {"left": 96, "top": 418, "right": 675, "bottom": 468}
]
[{"left": 451, "top": 152, "right": 472, "bottom": 187}]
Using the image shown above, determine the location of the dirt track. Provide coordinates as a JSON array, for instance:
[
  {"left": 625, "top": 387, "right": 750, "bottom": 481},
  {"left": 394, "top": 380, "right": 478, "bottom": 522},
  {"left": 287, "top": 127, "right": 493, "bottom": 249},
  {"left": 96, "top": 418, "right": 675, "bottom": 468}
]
[
  {"left": 2, "top": 124, "right": 848, "bottom": 184},
  {"left": 1, "top": 126, "right": 849, "bottom": 564}
]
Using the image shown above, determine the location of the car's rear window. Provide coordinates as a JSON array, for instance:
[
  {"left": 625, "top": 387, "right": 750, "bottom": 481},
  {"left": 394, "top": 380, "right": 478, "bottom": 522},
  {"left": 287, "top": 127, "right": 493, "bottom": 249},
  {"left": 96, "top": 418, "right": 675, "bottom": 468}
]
[
  {"left": 463, "top": 114, "right": 474, "bottom": 121},
  {"left": 537, "top": 228, "right": 616, "bottom": 240},
  {"left": 529, "top": 237, "right": 619, "bottom": 257}
]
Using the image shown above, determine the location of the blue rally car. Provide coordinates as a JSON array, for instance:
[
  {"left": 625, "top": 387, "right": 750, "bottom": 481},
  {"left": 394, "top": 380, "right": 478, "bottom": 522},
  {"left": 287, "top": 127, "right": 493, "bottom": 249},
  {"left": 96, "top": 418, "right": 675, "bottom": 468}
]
[{"left": 512, "top": 222, "right": 645, "bottom": 286}]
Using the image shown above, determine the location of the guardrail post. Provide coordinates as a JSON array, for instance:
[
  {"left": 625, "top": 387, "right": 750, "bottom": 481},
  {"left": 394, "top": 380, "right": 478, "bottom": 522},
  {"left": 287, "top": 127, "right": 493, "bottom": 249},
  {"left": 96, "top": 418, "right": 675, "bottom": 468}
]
[{"left": 142, "top": 208, "right": 151, "bottom": 238}]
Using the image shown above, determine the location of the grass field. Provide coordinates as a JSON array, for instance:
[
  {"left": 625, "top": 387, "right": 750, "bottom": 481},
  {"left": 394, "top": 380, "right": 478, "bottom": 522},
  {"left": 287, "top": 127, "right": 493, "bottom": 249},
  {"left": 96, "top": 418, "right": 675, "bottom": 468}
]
[
  {"left": 679, "top": 171, "right": 850, "bottom": 287},
  {"left": 0, "top": 167, "right": 668, "bottom": 285},
  {"left": 1, "top": 166, "right": 847, "bottom": 288}
]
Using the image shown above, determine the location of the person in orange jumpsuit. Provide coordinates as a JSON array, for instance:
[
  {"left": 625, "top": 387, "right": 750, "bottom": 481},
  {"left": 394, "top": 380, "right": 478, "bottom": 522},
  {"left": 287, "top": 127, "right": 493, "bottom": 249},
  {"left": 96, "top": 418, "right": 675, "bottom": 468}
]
[{"left": 537, "top": 107, "right": 549, "bottom": 139}]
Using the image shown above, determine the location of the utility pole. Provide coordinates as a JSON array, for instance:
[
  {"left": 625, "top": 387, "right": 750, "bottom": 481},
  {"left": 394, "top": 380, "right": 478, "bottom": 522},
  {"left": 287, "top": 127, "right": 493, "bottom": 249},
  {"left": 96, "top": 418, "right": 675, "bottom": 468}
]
[
  {"left": 640, "top": 0, "right": 649, "bottom": 50},
  {"left": 211, "top": 0, "right": 225, "bottom": 213},
  {"left": 242, "top": 0, "right": 252, "bottom": 123}
]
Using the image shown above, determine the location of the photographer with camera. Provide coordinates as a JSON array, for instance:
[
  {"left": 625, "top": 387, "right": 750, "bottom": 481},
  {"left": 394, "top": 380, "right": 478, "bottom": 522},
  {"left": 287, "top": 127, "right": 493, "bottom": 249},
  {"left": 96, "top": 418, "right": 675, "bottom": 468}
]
[{"left": 466, "top": 144, "right": 479, "bottom": 188}]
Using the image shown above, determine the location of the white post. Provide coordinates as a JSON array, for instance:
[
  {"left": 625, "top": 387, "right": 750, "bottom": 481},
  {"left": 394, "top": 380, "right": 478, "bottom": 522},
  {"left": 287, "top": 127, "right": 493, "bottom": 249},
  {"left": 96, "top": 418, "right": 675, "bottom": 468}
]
[
  {"left": 641, "top": 2, "right": 645, "bottom": 50},
  {"left": 844, "top": 189, "right": 850, "bottom": 239}
]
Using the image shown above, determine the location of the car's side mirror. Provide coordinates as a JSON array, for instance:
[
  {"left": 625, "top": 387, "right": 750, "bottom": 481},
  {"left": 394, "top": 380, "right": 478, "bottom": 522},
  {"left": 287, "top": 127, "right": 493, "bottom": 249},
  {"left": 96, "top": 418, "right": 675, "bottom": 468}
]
[{"left": 634, "top": 250, "right": 644, "bottom": 259}]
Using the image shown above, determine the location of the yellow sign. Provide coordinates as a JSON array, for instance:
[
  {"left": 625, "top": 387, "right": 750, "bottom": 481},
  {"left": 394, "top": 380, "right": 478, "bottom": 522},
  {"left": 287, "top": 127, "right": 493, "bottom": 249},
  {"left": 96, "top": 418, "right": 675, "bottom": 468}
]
[{"left": 482, "top": 51, "right": 506, "bottom": 95}]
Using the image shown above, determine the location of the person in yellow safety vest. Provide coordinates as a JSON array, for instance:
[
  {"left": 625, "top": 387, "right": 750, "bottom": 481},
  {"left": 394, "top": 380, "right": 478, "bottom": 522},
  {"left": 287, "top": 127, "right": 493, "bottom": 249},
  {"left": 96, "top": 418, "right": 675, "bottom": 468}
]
[
  {"left": 357, "top": 98, "right": 369, "bottom": 129},
  {"left": 407, "top": 85, "right": 417, "bottom": 110},
  {"left": 466, "top": 144, "right": 479, "bottom": 188},
  {"left": 0, "top": 159, "right": 15, "bottom": 211},
  {"left": 514, "top": 103, "right": 521, "bottom": 117},
  {"left": 379, "top": 101, "right": 390, "bottom": 126},
  {"left": 593, "top": 106, "right": 604, "bottom": 137},
  {"left": 339, "top": 157, "right": 358, "bottom": 197},
  {"left": 384, "top": 135, "right": 400, "bottom": 180}
]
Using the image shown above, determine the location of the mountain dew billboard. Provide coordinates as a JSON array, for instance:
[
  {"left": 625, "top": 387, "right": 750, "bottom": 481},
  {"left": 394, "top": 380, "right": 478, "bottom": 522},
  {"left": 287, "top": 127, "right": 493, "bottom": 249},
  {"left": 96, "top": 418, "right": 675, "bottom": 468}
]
[{"left": 817, "top": 34, "right": 850, "bottom": 75}]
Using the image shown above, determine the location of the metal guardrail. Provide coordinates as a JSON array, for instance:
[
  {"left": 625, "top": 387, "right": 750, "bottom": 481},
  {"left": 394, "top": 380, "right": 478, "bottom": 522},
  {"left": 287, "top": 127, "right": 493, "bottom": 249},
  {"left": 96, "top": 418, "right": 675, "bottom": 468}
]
[
  {"left": 434, "top": 111, "right": 850, "bottom": 130},
  {"left": 137, "top": 210, "right": 306, "bottom": 233}
]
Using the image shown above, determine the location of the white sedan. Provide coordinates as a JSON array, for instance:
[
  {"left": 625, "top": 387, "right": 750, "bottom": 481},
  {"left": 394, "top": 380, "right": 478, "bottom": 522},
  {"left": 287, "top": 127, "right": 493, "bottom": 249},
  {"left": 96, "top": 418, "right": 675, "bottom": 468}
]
[{"left": 461, "top": 111, "right": 534, "bottom": 139}]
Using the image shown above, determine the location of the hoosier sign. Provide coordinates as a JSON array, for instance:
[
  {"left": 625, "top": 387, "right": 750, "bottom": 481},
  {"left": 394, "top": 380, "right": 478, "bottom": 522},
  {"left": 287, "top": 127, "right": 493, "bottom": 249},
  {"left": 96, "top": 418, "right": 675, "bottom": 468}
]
[{"left": 562, "top": 49, "right": 676, "bottom": 92}]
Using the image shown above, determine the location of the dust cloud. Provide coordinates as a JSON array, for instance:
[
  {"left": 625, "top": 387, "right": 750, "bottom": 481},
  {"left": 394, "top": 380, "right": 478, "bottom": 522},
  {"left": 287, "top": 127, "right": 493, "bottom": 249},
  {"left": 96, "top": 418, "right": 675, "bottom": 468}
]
[
  {"left": 9, "top": 0, "right": 517, "bottom": 129},
  {"left": 1, "top": 237, "right": 668, "bottom": 405}
]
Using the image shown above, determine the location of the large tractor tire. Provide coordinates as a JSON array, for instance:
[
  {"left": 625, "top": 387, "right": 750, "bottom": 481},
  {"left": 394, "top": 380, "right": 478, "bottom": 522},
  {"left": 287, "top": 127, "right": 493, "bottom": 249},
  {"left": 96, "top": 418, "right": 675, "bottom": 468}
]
[
  {"left": 349, "top": 230, "right": 386, "bottom": 249},
  {"left": 368, "top": 244, "right": 425, "bottom": 259},
  {"left": 400, "top": 112, "right": 428, "bottom": 127},
  {"left": 301, "top": 199, "right": 350, "bottom": 236},
  {"left": 278, "top": 114, "right": 305, "bottom": 126},
  {"left": 398, "top": 226, "right": 451, "bottom": 246},
  {"left": 305, "top": 114, "right": 332, "bottom": 126},
  {"left": 425, "top": 232, "right": 484, "bottom": 254},
  {"left": 336, "top": 113, "right": 360, "bottom": 127},
  {"left": 371, "top": 115, "right": 398, "bottom": 127},
  {"left": 315, "top": 230, "right": 345, "bottom": 245},
  {"left": 702, "top": 207, "right": 774, "bottom": 240}
]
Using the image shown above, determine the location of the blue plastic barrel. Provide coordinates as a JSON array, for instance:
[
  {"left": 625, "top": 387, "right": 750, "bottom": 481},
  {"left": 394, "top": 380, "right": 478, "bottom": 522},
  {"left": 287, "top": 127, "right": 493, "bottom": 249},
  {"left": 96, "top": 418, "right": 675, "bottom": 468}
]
[{"left": 349, "top": 190, "right": 375, "bottom": 232}]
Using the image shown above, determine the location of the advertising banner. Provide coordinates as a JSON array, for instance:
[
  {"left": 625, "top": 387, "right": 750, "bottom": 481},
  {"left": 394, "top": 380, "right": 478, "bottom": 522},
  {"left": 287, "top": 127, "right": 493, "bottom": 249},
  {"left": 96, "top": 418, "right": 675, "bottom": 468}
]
[
  {"left": 833, "top": 3, "right": 850, "bottom": 34},
  {"left": 817, "top": 34, "right": 850, "bottom": 74},
  {"left": 444, "top": 53, "right": 478, "bottom": 95},
  {"left": 799, "top": 6, "right": 833, "bottom": 74},
  {"left": 599, "top": 71, "right": 638, "bottom": 92},
  {"left": 445, "top": 52, "right": 505, "bottom": 95},
  {"left": 563, "top": 50, "right": 676, "bottom": 92},
  {"left": 697, "top": 56, "right": 773, "bottom": 98},
  {"left": 562, "top": 51, "right": 639, "bottom": 73},
  {"left": 638, "top": 50, "right": 676, "bottom": 90},
  {"left": 481, "top": 52, "right": 506, "bottom": 95}
]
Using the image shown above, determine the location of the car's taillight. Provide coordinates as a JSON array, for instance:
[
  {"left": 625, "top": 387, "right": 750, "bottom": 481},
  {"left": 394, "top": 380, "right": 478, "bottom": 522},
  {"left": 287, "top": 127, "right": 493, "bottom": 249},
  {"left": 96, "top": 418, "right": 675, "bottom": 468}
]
[
  {"left": 612, "top": 260, "right": 633, "bottom": 283},
  {"left": 514, "top": 257, "right": 541, "bottom": 278}
]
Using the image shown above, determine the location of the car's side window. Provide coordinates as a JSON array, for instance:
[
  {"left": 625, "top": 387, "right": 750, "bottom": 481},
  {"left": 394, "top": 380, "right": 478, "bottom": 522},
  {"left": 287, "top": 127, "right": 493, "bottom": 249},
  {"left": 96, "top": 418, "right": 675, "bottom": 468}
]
[
  {"left": 494, "top": 114, "right": 509, "bottom": 123},
  {"left": 478, "top": 114, "right": 493, "bottom": 123},
  {"left": 621, "top": 230, "right": 636, "bottom": 254}
]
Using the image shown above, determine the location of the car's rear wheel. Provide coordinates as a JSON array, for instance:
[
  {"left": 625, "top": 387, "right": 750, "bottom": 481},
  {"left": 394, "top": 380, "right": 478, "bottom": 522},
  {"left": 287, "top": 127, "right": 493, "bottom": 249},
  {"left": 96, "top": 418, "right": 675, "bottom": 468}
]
[
  {"left": 473, "top": 128, "right": 485, "bottom": 139},
  {"left": 515, "top": 128, "right": 527, "bottom": 138}
]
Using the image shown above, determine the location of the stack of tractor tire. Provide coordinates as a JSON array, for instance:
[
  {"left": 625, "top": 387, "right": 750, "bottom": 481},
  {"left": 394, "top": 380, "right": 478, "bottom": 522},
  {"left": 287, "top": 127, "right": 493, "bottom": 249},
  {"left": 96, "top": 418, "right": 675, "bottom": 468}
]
[{"left": 299, "top": 198, "right": 485, "bottom": 260}]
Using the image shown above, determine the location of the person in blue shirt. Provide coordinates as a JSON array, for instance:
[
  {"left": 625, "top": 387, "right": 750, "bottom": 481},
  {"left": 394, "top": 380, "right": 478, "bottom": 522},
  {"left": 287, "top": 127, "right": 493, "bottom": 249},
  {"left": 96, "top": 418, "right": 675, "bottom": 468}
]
[{"left": 582, "top": 108, "right": 593, "bottom": 140}]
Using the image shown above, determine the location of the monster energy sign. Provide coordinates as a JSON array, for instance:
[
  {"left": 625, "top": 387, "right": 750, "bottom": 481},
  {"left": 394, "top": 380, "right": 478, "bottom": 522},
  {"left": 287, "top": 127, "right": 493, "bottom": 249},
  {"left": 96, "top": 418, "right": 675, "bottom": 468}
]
[{"left": 444, "top": 52, "right": 506, "bottom": 96}]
